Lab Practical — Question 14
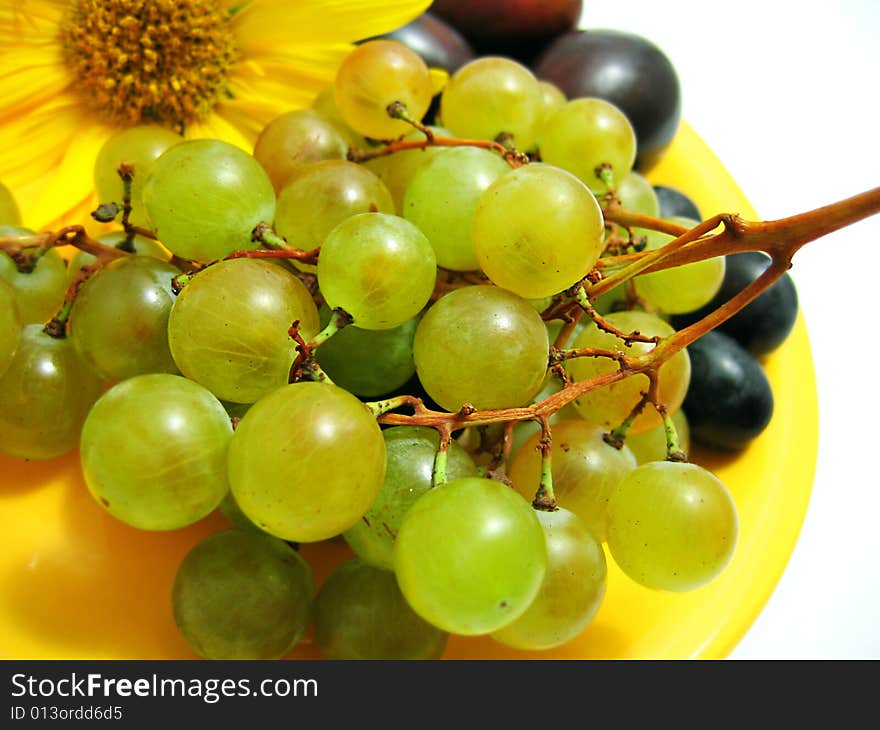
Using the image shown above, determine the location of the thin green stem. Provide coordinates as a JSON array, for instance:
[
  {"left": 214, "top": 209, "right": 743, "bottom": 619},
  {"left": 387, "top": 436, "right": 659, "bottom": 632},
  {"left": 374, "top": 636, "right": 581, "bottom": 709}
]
[
  {"left": 532, "top": 417, "right": 557, "bottom": 511},
  {"left": 432, "top": 426, "right": 452, "bottom": 488},
  {"left": 660, "top": 408, "right": 688, "bottom": 462},
  {"left": 310, "top": 308, "right": 353, "bottom": 350}
]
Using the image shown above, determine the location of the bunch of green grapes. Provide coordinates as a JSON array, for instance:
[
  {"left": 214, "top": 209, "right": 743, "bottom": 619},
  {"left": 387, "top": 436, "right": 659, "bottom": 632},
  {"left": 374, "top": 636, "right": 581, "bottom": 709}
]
[{"left": 0, "top": 35, "right": 773, "bottom": 662}]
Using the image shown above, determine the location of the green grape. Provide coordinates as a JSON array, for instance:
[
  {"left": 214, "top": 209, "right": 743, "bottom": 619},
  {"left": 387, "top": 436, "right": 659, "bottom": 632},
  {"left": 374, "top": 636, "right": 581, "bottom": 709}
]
[
  {"left": 0, "top": 279, "right": 21, "bottom": 377},
  {"left": 634, "top": 217, "right": 726, "bottom": 314},
  {"left": 606, "top": 461, "right": 738, "bottom": 591},
  {"left": 616, "top": 171, "right": 660, "bottom": 218},
  {"left": 538, "top": 80, "right": 567, "bottom": 128},
  {"left": 540, "top": 98, "right": 637, "bottom": 193},
  {"left": 317, "top": 212, "right": 436, "bottom": 331},
  {"left": 344, "top": 426, "right": 477, "bottom": 570},
  {"left": 0, "top": 325, "right": 102, "bottom": 460},
  {"left": 414, "top": 285, "right": 548, "bottom": 412},
  {"left": 314, "top": 557, "right": 448, "bottom": 660},
  {"left": 0, "top": 234, "right": 67, "bottom": 324},
  {"left": 403, "top": 146, "right": 510, "bottom": 271},
  {"left": 364, "top": 126, "right": 452, "bottom": 212},
  {"left": 173, "top": 530, "right": 313, "bottom": 659},
  {"left": 167, "top": 258, "right": 319, "bottom": 403},
  {"left": 492, "top": 508, "right": 606, "bottom": 650},
  {"left": 228, "top": 382, "right": 386, "bottom": 543},
  {"left": 509, "top": 420, "right": 637, "bottom": 542},
  {"left": 441, "top": 57, "right": 544, "bottom": 150},
  {"left": 626, "top": 409, "right": 691, "bottom": 465},
  {"left": 471, "top": 164, "right": 605, "bottom": 299},
  {"left": 253, "top": 109, "right": 349, "bottom": 192},
  {"left": 93, "top": 124, "right": 181, "bottom": 229},
  {"left": 314, "top": 304, "right": 417, "bottom": 397},
  {"left": 566, "top": 311, "right": 691, "bottom": 434},
  {"left": 81, "top": 374, "right": 233, "bottom": 530},
  {"left": 0, "top": 180, "right": 22, "bottom": 225},
  {"left": 311, "top": 85, "right": 369, "bottom": 148},
  {"left": 274, "top": 160, "right": 394, "bottom": 251},
  {"left": 142, "top": 139, "right": 276, "bottom": 262},
  {"left": 70, "top": 256, "right": 180, "bottom": 382},
  {"left": 334, "top": 40, "right": 433, "bottom": 140},
  {"left": 394, "top": 476, "right": 547, "bottom": 635},
  {"left": 66, "top": 232, "right": 170, "bottom": 286}
]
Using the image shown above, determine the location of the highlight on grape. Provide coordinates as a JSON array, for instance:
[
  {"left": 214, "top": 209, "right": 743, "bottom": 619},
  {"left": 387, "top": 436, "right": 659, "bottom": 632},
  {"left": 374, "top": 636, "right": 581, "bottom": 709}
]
[{"left": 1, "top": 9, "right": 878, "bottom": 660}]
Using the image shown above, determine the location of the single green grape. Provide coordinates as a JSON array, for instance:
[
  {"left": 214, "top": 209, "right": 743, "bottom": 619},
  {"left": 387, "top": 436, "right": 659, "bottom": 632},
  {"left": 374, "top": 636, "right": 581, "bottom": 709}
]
[
  {"left": 606, "top": 461, "right": 739, "bottom": 592},
  {"left": 93, "top": 124, "right": 181, "bottom": 229},
  {"left": 364, "top": 126, "right": 451, "bottom": 212},
  {"left": 142, "top": 139, "right": 276, "bottom": 262},
  {"left": 317, "top": 212, "right": 436, "bottom": 330},
  {"left": 0, "top": 325, "right": 103, "bottom": 460},
  {"left": 616, "top": 171, "right": 660, "bottom": 218},
  {"left": 253, "top": 109, "right": 349, "bottom": 192},
  {"left": 314, "top": 304, "right": 418, "bottom": 397},
  {"left": 394, "top": 476, "right": 547, "bottom": 635},
  {"left": 314, "top": 557, "right": 448, "bottom": 660},
  {"left": 173, "top": 530, "right": 313, "bottom": 659},
  {"left": 334, "top": 40, "right": 433, "bottom": 139},
  {"left": 70, "top": 256, "right": 180, "bottom": 382},
  {"left": 634, "top": 216, "right": 726, "bottom": 314},
  {"left": 441, "top": 57, "right": 544, "bottom": 150},
  {"left": 0, "top": 279, "right": 21, "bottom": 377},
  {"left": 537, "top": 80, "right": 567, "bottom": 130},
  {"left": 625, "top": 409, "right": 691, "bottom": 464},
  {"left": 228, "top": 382, "right": 386, "bottom": 543},
  {"left": 80, "top": 374, "right": 233, "bottom": 530},
  {"left": 471, "top": 164, "right": 605, "bottom": 299},
  {"left": 0, "top": 180, "right": 22, "bottom": 225},
  {"left": 167, "top": 258, "right": 319, "bottom": 404},
  {"left": 403, "top": 146, "right": 510, "bottom": 271},
  {"left": 540, "top": 98, "right": 637, "bottom": 193},
  {"left": 492, "top": 508, "right": 606, "bottom": 650},
  {"left": 509, "top": 419, "right": 637, "bottom": 542},
  {"left": 413, "top": 285, "right": 548, "bottom": 412},
  {"left": 0, "top": 236, "right": 67, "bottom": 325},
  {"left": 274, "top": 160, "right": 394, "bottom": 251},
  {"left": 566, "top": 310, "right": 691, "bottom": 434},
  {"left": 66, "top": 232, "right": 170, "bottom": 286},
  {"left": 344, "top": 426, "right": 478, "bottom": 570}
]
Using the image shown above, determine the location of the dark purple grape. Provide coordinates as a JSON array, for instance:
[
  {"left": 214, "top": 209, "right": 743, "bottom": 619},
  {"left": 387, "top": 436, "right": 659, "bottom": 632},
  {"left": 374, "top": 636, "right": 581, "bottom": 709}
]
[
  {"left": 654, "top": 185, "right": 701, "bottom": 220},
  {"left": 368, "top": 12, "right": 475, "bottom": 74},
  {"left": 683, "top": 331, "right": 774, "bottom": 451},
  {"left": 671, "top": 252, "right": 799, "bottom": 356},
  {"left": 533, "top": 29, "right": 681, "bottom": 170}
]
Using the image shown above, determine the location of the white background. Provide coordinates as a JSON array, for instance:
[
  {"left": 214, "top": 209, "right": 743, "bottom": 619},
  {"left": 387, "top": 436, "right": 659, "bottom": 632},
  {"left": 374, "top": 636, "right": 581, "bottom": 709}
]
[{"left": 578, "top": 0, "right": 880, "bottom": 658}]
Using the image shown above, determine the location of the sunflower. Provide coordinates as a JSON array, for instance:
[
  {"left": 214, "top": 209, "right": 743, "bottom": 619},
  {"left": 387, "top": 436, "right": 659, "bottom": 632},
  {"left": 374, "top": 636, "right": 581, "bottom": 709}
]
[{"left": 0, "top": 0, "right": 432, "bottom": 230}]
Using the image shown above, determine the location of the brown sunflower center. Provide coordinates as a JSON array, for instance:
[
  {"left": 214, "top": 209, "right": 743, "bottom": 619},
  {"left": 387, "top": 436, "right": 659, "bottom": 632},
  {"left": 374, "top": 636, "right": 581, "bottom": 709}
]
[{"left": 60, "top": 0, "right": 238, "bottom": 130}]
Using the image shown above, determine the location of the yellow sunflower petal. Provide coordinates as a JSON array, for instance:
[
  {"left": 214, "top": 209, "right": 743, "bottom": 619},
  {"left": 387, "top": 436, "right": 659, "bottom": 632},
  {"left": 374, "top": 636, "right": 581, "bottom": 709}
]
[
  {"left": 232, "top": 0, "right": 430, "bottom": 49},
  {"left": 223, "top": 43, "right": 351, "bottom": 131},
  {"left": 19, "top": 117, "right": 111, "bottom": 230},
  {"left": 187, "top": 112, "right": 255, "bottom": 152}
]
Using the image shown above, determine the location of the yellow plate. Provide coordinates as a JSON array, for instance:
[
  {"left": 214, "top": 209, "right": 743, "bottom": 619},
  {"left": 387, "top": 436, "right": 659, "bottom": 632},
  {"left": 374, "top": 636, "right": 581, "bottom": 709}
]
[{"left": 0, "top": 122, "right": 818, "bottom": 660}]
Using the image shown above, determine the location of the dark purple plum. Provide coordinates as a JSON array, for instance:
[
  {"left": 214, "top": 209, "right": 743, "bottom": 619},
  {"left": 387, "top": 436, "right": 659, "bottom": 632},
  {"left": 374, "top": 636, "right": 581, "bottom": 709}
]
[{"left": 431, "top": 0, "right": 583, "bottom": 64}]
